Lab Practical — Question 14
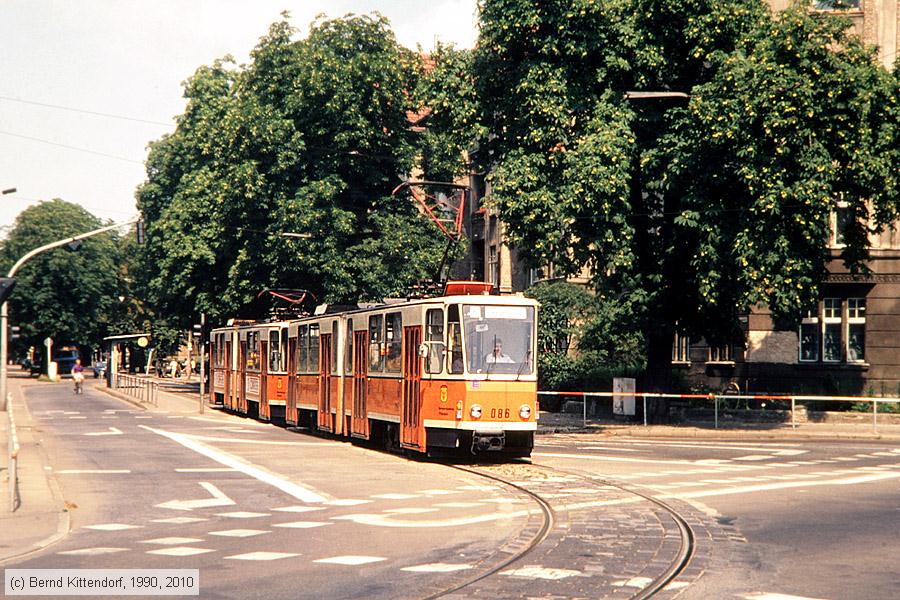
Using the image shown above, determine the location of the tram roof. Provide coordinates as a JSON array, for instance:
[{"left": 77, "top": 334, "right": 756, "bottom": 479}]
[{"left": 210, "top": 293, "right": 537, "bottom": 332}]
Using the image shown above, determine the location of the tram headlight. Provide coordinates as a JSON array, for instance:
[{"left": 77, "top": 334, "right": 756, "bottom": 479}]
[
  {"left": 519, "top": 404, "right": 532, "bottom": 420},
  {"left": 470, "top": 404, "right": 482, "bottom": 419}
]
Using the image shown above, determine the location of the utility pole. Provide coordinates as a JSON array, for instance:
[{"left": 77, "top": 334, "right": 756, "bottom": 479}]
[
  {"left": 199, "top": 313, "right": 206, "bottom": 414},
  {"left": 0, "top": 216, "right": 140, "bottom": 411}
]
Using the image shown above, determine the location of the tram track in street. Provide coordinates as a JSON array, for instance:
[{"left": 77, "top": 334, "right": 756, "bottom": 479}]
[{"left": 427, "top": 460, "right": 696, "bottom": 599}]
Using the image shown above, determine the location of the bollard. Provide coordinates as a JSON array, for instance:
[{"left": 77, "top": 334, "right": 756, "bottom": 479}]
[
  {"left": 713, "top": 394, "right": 718, "bottom": 429},
  {"left": 583, "top": 394, "right": 587, "bottom": 428},
  {"left": 642, "top": 395, "right": 648, "bottom": 427}
]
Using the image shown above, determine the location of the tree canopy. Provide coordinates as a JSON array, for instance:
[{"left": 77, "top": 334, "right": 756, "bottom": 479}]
[
  {"left": 472, "top": 0, "right": 900, "bottom": 384},
  {"left": 137, "top": 15, "right": 453, "bottom": 327},
  {"left": 0, "top": 200, "right": 120, "bottom": 353}
]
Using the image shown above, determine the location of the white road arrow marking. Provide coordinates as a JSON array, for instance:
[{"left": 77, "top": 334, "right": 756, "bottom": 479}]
[
  {"left": 155, "top": 482, "right": 236, "bottom": 511},
  {"left": 84, "top": 427, "right": 123, "bottom": 436}
]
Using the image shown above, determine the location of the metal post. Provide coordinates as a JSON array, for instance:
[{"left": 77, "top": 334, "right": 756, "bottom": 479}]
[
  {"left": 199, "top": 312, "right": 205, "bottom": 414},
  {"left": 0, "top": 217, "right": 139, "bottom": 410},
  {"left": 873, "top": 399, "right": 877, "bottom": 433},
  {"left": 643, "top": 395, "right": 648, "bottom": 427},
  {"left": 791, "top": 397, "right": 796, "bottom": 430},
  {"left": 714, "top": 394, "right": 719, "bottom": 429}
]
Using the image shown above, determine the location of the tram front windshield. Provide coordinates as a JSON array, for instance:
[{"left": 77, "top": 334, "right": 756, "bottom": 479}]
[{"left": 462, "top": 304, "right": 535, "bottom": 375}]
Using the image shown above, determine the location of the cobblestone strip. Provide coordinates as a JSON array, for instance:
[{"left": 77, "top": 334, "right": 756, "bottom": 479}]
[{"left": 436, "top": 464, "right": 751, "bottom": 599}]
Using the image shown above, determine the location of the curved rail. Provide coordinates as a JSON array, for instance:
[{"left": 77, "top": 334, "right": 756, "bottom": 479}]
[{"left": 424, "top": 464, "right": 555, "bottom": 600}]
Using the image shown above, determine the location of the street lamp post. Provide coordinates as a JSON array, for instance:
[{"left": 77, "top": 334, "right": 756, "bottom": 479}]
[{"left": 0, "top": 216, "right": 140, "bottom": 411}]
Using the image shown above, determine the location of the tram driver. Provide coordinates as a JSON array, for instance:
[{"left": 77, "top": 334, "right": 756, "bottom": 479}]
[{"left": 485, "top": 338, "right": 514, "bottom": 364}]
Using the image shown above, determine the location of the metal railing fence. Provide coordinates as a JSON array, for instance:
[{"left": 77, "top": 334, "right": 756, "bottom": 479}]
[
  {"left": 112, "top": 372, "right": 159, "bottom": 407},
  {"left": 537, "top": 390, "right": 900, "bottom": 432},
  {"left": 7, "top": 392, "right": 19, "bottom": 512}
]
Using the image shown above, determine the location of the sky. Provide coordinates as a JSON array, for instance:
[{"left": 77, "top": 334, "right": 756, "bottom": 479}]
[{"left": 0, "top": 0, "right": 479, "bottom": 234}]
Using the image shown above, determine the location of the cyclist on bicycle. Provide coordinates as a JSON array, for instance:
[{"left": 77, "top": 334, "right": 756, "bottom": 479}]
[{"left": 71, "top": 359, "right": 85, "bottom": 394}]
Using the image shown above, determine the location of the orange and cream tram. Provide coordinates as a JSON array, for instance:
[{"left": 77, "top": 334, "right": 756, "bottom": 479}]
[{"left": 210, "top": 283, "right": 539, "bottom": 456}]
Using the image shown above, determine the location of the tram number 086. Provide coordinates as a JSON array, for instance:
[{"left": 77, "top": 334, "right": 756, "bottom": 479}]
[{"left": 489, "top": 408, "right": 510, "bottom": 419}]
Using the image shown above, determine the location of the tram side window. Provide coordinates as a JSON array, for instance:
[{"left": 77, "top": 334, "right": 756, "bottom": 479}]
[
  {"left": 385, "top": 313, "right": 402, "bottom": 373},
  {"left": 309, "top": 324, "right": 320, "bottom": 373},
  {"left": 246, "top": 331, "right": 260, "bottom": 371},
  {"left": 425, "top": 308, "right": 445, "bottom": 374},
  {"left": 298, "top": 326, "right": 308, "bottom": 373},
  {"left": 269, "top": 330, "right": 282, "bottom": 373},
  {"left": 369, "top": 315, "right": 384, "bottom": 372},
  {"left": 332, "top": 321, "right": 339, "bottom": 375},
  {"left": 345, "top": 320, "right": 354, "bottom": 373},
  {"left": 280, "top": 327, "right": 288, "bottom": 372},
  {"left": 448, "top": 305, "right": 464, "bottom": 374}
]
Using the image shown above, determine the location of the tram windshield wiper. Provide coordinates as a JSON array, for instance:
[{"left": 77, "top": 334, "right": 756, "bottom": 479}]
[{"left": 515, "top": 349, "right": 532, "bottom": 381}]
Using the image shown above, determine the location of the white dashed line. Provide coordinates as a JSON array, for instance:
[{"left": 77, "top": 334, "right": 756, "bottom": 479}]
[
  {"left": 146, "top": 547, "right": 215, "bottom": 556},
  {"left": 151, "top": 517, "right": 208, "bottom": 524},
  {"left": 314, "top": 555, "right": 385, "bottom": 565},
  {"left": 216, "top": 511, "right": 270, "bottom": 519},
  {"left": 84, "top": 524, "right": 142, "bottom": 531},
  {"left": 272, "top": 521, "right": 332, "bottom": 529},
  {"left": 502, "top": 566, "right": 582, "bottom": 580},
  {"left": 401, "top": 563, "right": 473, "bottom": 573},
  {"left": 209, "top": 529, "right": 270, "bottom": 538},
  {"left": 271, "top": 506, "right": 326, "bottom": 513},
  {"left": 226, "top": 552, "right": 299, "bottom": 561},
  {"left": 324, "top": 499, "right": 372, "bottom": 506},
  {"left": 612, "top": 576, "right": 654, "bottom": 588},
  {"left": 140, "top": 537, "right": 204, "bottom": 545},
  {"left": 58, "top": 547, "right": 129, "bottom": 556},
  {"left": 56, "top": 470, "right": 131, "bottom": 474},
  {"left": 371, "top": 493, "right": 420, "bottom": 500}
]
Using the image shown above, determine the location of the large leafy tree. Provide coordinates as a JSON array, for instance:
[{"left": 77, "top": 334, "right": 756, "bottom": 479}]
[
  {"left": 474, "top": 0, "right": 900, "bottom": 388},
  {"left": 0, "top": 200, "right": 120, "bottom": 355},
  {"left": 138, "top": 15, "right": 451, "bottom": 328}
]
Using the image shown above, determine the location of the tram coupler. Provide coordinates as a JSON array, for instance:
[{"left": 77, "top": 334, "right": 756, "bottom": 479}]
[{"left": 472, "top": 431, "right": 505, "bottom": 453}]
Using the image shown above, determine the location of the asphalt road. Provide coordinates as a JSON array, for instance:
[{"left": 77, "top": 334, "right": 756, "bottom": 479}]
[
  {"left": 533, "top": 434, "right": 900, "bottom": 599},
  {"left": 13, "top": 383, "right": 531, "bottom": 600},
  {"left": 8, "top": 381, "right": 900, "bottom": 599}
]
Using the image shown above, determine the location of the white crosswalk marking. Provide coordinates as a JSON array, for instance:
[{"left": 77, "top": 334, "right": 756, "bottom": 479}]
[
  {"left": 225, "top": 552, "right": 298, "bottom": 561},
  {"left": 209, "top": 529, "right": 270, "bottom": 537},
  {"left": 146, "top": 547, "right": 214, "bottom": 556},
  {"left": 84, "top": 523, "right": 142, "bottom": 531},
  {"left": 402, "top": 563, "right": 473, "bottom": 573},
  {"left": 58, "top": 547, "right": 129, "bottom": 556},
  {"left": 273, "top": 521, "right": 332, "bottom": 529},
  {"left": 314, "top": 555, "right": 385, "bottom": 565}
]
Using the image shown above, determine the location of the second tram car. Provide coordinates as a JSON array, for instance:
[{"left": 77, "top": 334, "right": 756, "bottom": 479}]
[{"left": 210, "top": 283, "right": 538, "bottom": 456}]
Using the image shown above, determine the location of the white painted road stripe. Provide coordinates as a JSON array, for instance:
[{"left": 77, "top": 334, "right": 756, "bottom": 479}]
[
  {"left": 140, "top": 537, "right": 204, "bottom": 545},
  {"left": 156, "top": 482, "right": 235, "bottom": 511},
  {"left": 313, "top": 555, "right": 385, "bottom": 565},
  {"left": 501, "top": 567, "right": 581, "bottom": 580},
  {"left": 209, "top": 529, "right": 270, "bottom": 537},
  {"left": 146, "top": 547, "right": 214, "bottom": 556},
  {"left": 58, "top": 547, "right": 129, "bottom": 556},
  {"left": 741, "top": 594, "right": 828, "bottom": 600},
  {"left": 272, "top": 521, "right": 332, "bottom": 529},
  {"left": 226, "top": 552, "right": 299, "bottom": 561},
  {"left": 84, "top": 524, "right": 143, "bottom": 531},
  {"left": 174, "top": 468, "right": 238, "bottom": 473},
  {"left": 56, "top": 470, "right": 131, "bottom": 474},
  {"left": 84, "top": 427, "right": 123, "bottom": 436},
  {"left": 402, "top": 563, "right": 473, "bottom": 573},
  {"left": 140, "top": 426, "right": 329, "bottom": 504}
]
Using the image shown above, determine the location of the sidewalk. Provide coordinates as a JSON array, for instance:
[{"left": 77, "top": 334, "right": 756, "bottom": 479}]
[{"left": 0, "top": 372, "right": 70, "bottom": 565}]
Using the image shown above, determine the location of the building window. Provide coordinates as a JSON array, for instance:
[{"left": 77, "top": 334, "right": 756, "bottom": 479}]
[
  {"left": 847, "top": 298, "right": 866, "bottom": 362},
  {"left": 813, "top": 0, "right": 861, "bottom": 10},
  {"left": 798, "top": 298, "right": 866, "bottom": 364},
  {"left": 830, "top": 199, "right": 854, "bottom": 247},
  {"left": 823, "top": 298, "right": 842, "bottom": 362},
  {"left": 708, "top": 343, "right": 732, "bottom": 363},
  {"left": 799, "top": 309, "right": 819, "bottom": 362},
  {"left": 672, "top": 332, "right": 690, "bottom": 364}
]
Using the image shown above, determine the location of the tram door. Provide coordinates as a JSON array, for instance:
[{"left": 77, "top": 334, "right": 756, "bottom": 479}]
[
  {"left": 224, "top": 337, "right": 233, "bottom": 410},
  {"left": 286, "top": 337, "right": 297, "bottom": 426},
  {"left": 318, "top": 334, "right": 333, "bottom": 432},
  {"left": 351, "top": 330, "right": 369, "bottom": 437},
  {"left": 238, "top": 340, "right": 247, "bottom": 414},
  {"left": 259, "top": 340, "right": 270, "bottom": 421},
  {"left": 401, "top": 326, "right": 423, "bottom": 450}
]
